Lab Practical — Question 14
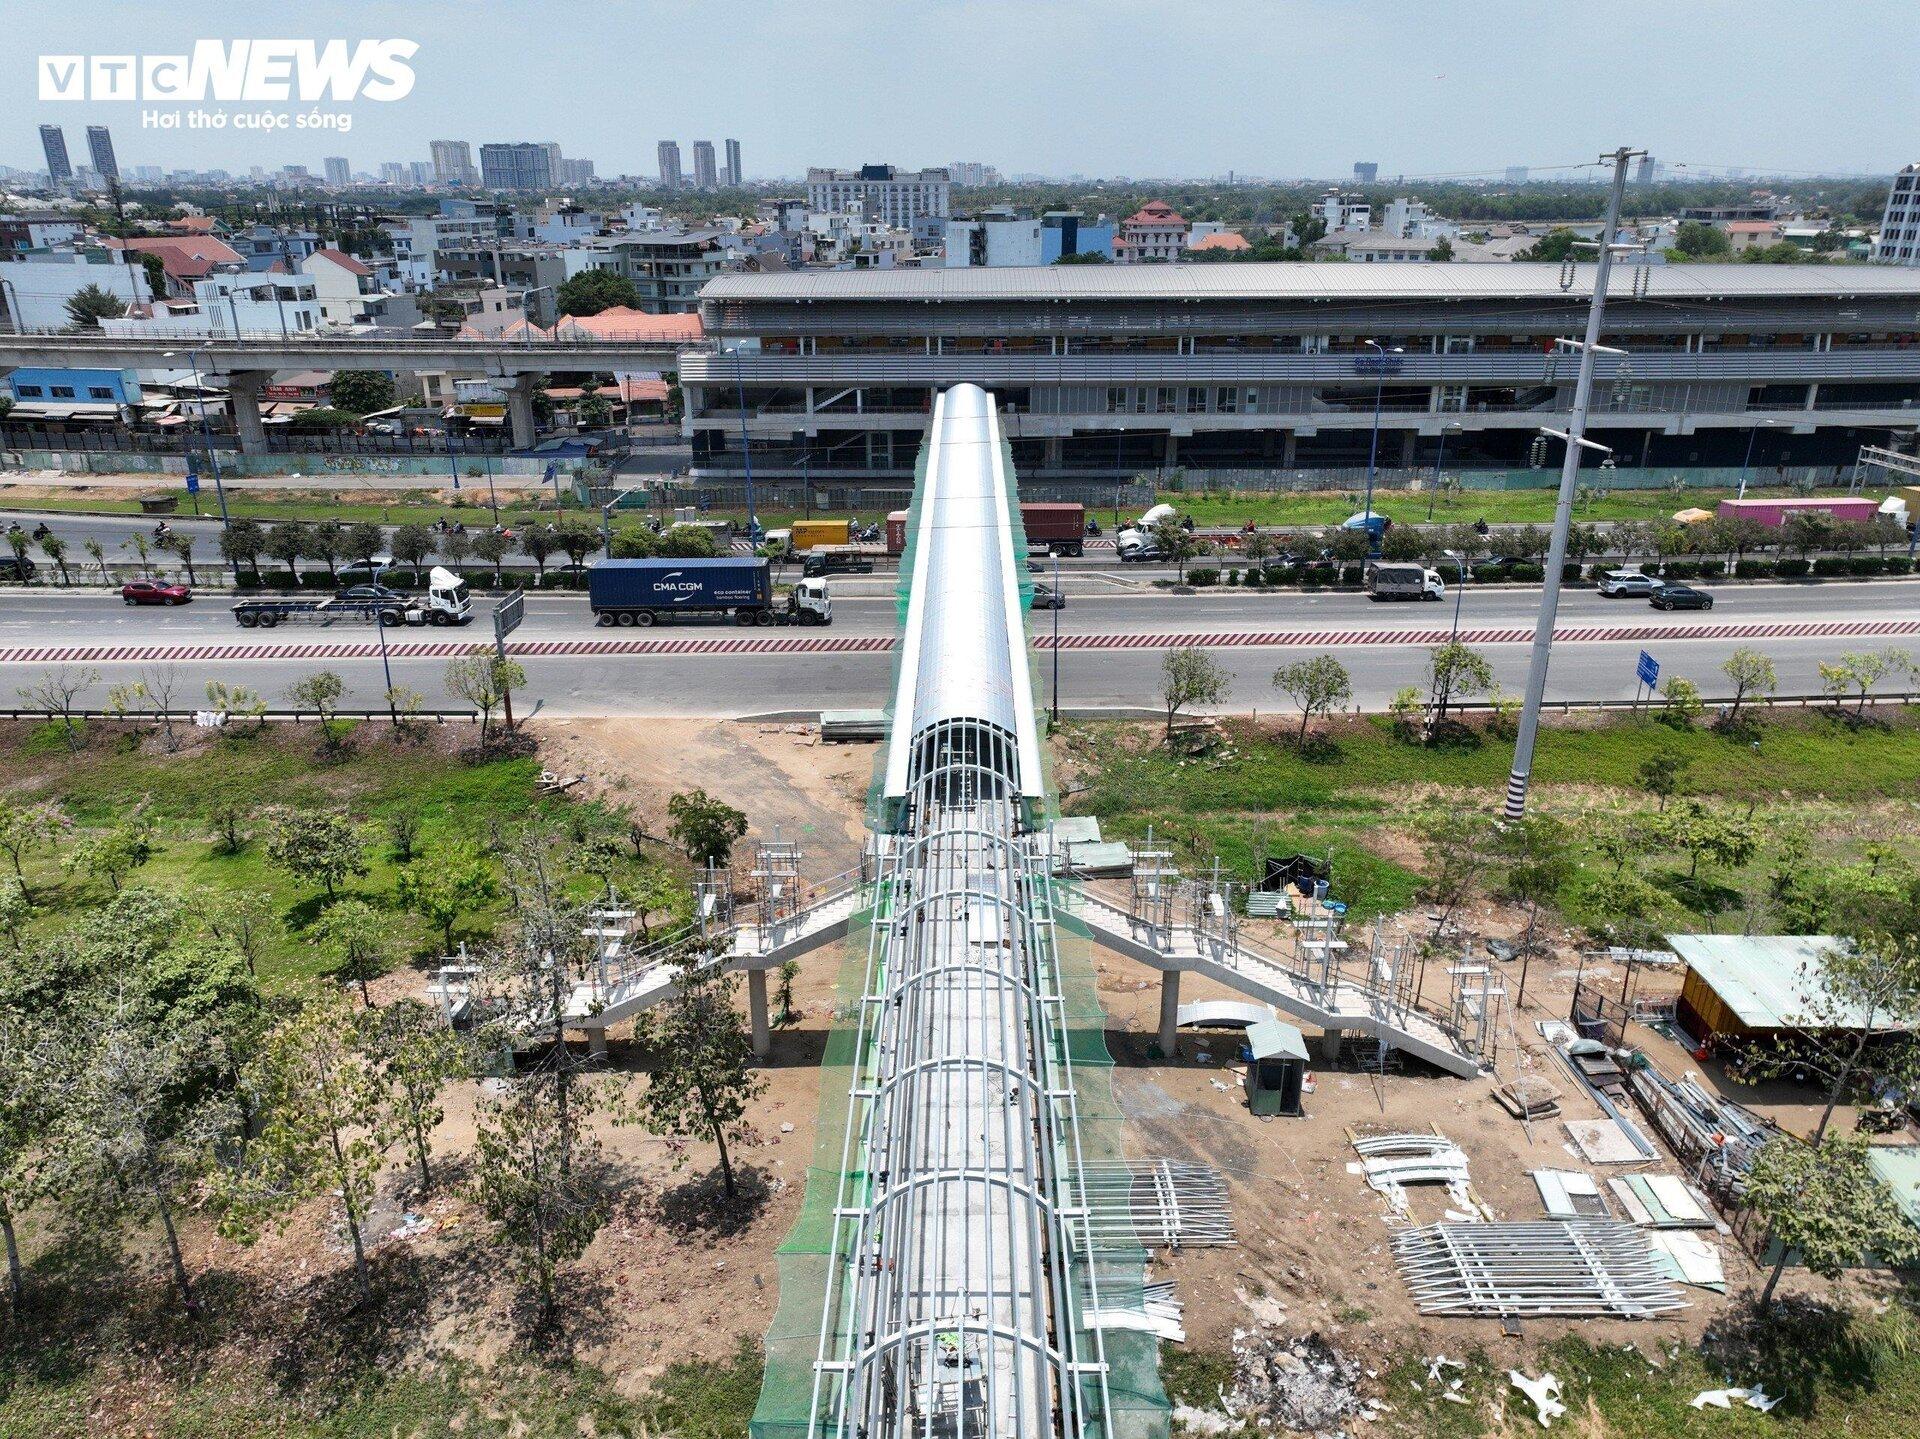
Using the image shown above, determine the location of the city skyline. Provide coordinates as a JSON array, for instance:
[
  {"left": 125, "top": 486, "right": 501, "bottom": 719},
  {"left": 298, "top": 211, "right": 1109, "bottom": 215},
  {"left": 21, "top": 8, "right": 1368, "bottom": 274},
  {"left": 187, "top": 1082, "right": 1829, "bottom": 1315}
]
[{"left": 3, "top": 0, "right": 1916, "bottom": 179}]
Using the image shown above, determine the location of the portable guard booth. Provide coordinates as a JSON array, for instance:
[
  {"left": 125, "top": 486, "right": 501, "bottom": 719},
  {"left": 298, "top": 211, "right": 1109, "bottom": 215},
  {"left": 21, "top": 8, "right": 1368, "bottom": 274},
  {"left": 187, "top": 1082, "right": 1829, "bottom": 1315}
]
[{"left": 1244, "top": 1018, "right": 1309, "bottom": 1116}]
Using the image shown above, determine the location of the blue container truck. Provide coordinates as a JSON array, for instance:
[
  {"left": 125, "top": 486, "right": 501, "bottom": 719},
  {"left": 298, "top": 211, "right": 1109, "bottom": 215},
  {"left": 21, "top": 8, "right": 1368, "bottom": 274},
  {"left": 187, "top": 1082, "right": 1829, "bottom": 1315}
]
[{"left": 588, "top": 557, "right": 832, "bottom": 627}]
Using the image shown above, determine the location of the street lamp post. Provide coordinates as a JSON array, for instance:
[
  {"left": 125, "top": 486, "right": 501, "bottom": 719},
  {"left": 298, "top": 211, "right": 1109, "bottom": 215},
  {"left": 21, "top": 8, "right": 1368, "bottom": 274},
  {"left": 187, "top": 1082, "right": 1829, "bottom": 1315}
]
[
  {"left": 0, "top": 276, "right": 23, "bottom": 333},
  {"left": 163, "top": 348, "right": 232, "bottom": 536},
  {"left": 731, "top": 345, "right": 760, "bottom": 542},
  {"left": 1427, "top": 421, "right": 1463, "bottom": 521},
  {"left": 1361, "top": 339, "right": 1404, "bottom": 529},
  {"left": 1738, "top": 420, "right": 1777, "bottom": 499},
  {"left": 1504, "top": 144, "right": 1644, "bottom": 822},
  {"left": 1443, "top": 548, "right": 1468, "bottom": 645}
]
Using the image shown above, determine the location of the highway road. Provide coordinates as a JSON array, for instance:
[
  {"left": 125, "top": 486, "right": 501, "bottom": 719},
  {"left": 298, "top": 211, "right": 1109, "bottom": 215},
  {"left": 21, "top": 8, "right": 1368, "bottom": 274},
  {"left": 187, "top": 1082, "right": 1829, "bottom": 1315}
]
[{"left": 3, "top": 581, "right": 1913, "bottom": 719}]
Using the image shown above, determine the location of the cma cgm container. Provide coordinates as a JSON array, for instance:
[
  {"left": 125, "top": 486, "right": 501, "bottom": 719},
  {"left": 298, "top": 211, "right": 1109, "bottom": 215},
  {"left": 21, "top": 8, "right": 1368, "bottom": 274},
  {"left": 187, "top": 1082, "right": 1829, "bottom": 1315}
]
[
  {"left": 1716, "top": 496, "right": 1880, "bottom": 528},
  {"left": 587, "top": 557, "right": 832, "bottom": 627},
  {"left": 885, "top": 502, "right": 1086, "bottom": 555}
]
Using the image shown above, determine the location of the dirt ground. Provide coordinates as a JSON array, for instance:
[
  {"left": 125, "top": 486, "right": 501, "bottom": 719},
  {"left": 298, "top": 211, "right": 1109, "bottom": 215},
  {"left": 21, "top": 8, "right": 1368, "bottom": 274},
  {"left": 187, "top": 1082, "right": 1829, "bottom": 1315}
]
[{"left": 89, "top": 715, "right": 1907, "bottom": 1409}]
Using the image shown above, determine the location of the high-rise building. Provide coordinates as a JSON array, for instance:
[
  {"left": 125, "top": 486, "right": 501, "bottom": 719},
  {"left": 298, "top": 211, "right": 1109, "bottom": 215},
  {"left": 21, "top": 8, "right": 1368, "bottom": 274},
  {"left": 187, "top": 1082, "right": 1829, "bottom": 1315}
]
[
  {"left": 85, "top": 126, "right": 119, "bottom": 183},
  {"left": 1875, "top": 164, "right": 1920, "bottom": 267},
  {"left": 39, "top": 125, "right": 71, "bottom": 184},
  {"left": 1635, "top": 154, "right": 1659, "bottom": 185},
  {"left": 479, "top": 142, "right": 554, "bottom": 191},
  {"left": 1505, "top": 166, "right": 1529, "bottom": 185},
  {"left": 559, "top": 157, "right": 597, "bottom": 186},
  {"left": 1353, "top": 161, "right": 1379, "bottom": 184},
  {"left": 806, "top": 165, "right": 952, "bottom": 227},
  {"left": 323, "top": 156, "right": 352, "bottom": 186},
  {"left": 949, "top": 162, "right": 1001, "bottom": 187},
  {"left": 380, "top": 162, "right": 408, "bottom": 185},
  {"left": 409, "top": 161, "right": 434, "bottom": 186},
  {"left": 430, "top": 140, "right": 477, "bottom": 186},
  {"left": 725, "top": 138, "right": 743, "bottom": 188},
  {"left": 692, "top": 140, "right": 718, "bottom": 190},
  {"left": 658, "top": 140, "right": 683, "bottom": 191}
]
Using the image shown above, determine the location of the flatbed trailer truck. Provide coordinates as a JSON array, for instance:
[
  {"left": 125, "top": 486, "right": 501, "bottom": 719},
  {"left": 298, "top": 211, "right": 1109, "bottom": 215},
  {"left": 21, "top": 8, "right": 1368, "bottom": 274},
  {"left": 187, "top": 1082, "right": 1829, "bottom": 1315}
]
[{"left": 233, "top": 568, "right": 473, "bottom": 628}]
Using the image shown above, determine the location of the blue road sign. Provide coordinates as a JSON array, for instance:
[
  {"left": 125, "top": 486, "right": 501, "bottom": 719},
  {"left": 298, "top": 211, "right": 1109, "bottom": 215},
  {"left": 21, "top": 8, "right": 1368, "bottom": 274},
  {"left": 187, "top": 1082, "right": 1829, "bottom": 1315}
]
[
  {"left": 1636, "top": 650, "right": 1660, "bottom": 688},
  {"left": 184, "top": 470, "right": 200, "bottom": 495}
]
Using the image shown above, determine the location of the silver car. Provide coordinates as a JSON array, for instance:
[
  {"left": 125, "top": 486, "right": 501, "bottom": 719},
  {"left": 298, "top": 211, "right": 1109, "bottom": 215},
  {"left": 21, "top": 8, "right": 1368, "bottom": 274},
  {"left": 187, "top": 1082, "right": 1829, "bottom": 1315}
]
[{"left": 1598, "top": 569, "right": 1657, "bottom": 597}]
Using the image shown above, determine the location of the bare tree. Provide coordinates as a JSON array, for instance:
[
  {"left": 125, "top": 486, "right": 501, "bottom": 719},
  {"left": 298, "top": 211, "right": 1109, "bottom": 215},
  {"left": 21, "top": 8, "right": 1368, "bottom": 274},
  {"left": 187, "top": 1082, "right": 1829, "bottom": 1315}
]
[{"left": 17, "top": 667, "right": 99, "bottom": 751}]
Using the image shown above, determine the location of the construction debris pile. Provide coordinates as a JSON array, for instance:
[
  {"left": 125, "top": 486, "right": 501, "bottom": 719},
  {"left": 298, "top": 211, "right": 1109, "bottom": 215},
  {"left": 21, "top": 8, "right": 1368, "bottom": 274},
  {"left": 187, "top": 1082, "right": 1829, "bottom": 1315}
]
[
  {"left": 1227, "top": 1331, "right": 1371, "bottom": 1435},
  {"left": 1391, "top": 1220, "right": 1688, "bottom": 1318},
  {"left": 1627, "top": 1063, "right": 1773, "bottom": 1199}
]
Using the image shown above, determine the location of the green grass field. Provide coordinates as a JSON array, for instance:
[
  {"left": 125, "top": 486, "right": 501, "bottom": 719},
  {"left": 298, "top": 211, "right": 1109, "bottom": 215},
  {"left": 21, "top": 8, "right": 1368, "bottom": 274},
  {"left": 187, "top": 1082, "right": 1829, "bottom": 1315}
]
[
  {"left": 1160, "top": 484, "right": 1793, "bottom": 529},
  {"left": 3, "top": 721, "right": 575, "bottom": 987},
  {"left": 0, "top": 489, "right": 591, "bottom": 529}
]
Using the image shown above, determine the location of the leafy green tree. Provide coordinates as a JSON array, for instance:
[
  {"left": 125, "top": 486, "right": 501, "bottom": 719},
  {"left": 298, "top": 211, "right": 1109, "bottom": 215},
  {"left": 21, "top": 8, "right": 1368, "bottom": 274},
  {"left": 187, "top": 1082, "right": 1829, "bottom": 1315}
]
[
  {"left": 310, "top": 897, "right": 394, "bottom": 1006},
  {"left": 1671, "top": 220, "right": 1732, "bottom": 258},
  {"left": 38, "top": 533, "right": 71, "bottom": 585},
  {"left": 471, "top": 529, "right": 512, "bottom": 583},
  {"left": 554, "top": 519, "right": 601, "bottom": 570},
  {"left": 1414, "top": 807, "right": 1495, "bottom": 934},
  {"left": 655, "top": 523, "right": 719, "bottom": 559},
  {"left": 0, "top": 879, "right": 29, "bottom": 951},
  {"left": 521, "top": 523, "right": 559, "bottom": 583},
  {"left": 263, "top": 807, "right": 367, "bottom": 899},
  {"left": 443, "top": 653, "right": 526, "bottom": 743},
  {"left": 1271, "top": 654, "right": 1352, "bottom": 746},
  {"left": 555, "top": 268, "right": 640, "bottom": 317},
  {"left": 63, "top": 283, "right": 129, "bottom": 330},
  {"left": 264, "top": 521, "right": 309, "bottom": 582},
  {"left": 1721, "top": 647, "right": 1777, "bottom": 722},
  {"left": 375, "top": 999, "right": 467, "bottom": 1196},
  {"left": 394, "top": 842, "right": 499, "bottom": 951},
  {"left": 61, "top": 817, "right": 156, "bottom": 895},
  {"left": 576, "top": 385, "right": 612, "bottom": 429},
  {"left": 202, "top": 888, "right": 282, "bottom": 978},
  {"left": 1747, "top": 1131, "right": 1920, "bottom": 1308},
  {"left": 467, "top": 1068, "right": 608, "bottom": 1327},
  {"left": 59, "top": 993, "right": 239, "bottom": 1315},
  {"left": 1637, "top": 750, "right": 1692, "bottom": 811},
  {"left": 343, "top": 520, "right": 386, "bottom": 571},
  {"left": 1658, "top": 674, "right": 1704, "bottom": 729},
  {"left": 0, "top": 798, "right": 70, "bottom": 888},
  {"left": 392, "top": 522, "right": 435, "bottom": 584},
  {"left": 1495, "top": 814, "right": 1576, "bottom": 1003},
  {"left": 306, "top": 519, "right": 346, "bottom": 579},
  {"left": 83, "top": 537, "right": 108, "bottom": 584},
  {"left": 1425, "top": 641, "right": 1495, "bottom": 728},
  {"left": 328, "top": 369, "right": 396, "bottom": 416},
  {"left": 1152, "top": 517, "right": 1206, "bottom": 582},
  {"left": 667, "top": 789, "right": 749, "bottom": 868},
  {"left": 1161, "top": 644, "right": 1228, "bottom": 742},
  {"left": 158, "top": 531, "right": 198, "bottom": 585},
  {"left": 1521, "top": 228, "right": 1578, "bottom": 261},
  {"left": 218, "top": 517, "right": 267, "bottom": 581},
  {"left": 286, "top": 668, "right": 348, "bottom": 751},
  {"left": 121, "top": 530, "right": 153, "bottom": 577},
  {"left": 437, "top": 527, "right": 472, "bottom": 574},
  {"left": 224, "top": 990, "right": 389, "bottom": 1301},
  {"left": 0, "top": 1007, "right": 58, "bottom": 1305},
  {"left": 633, "top": 963, "right": 766, "bottom": 1199}
]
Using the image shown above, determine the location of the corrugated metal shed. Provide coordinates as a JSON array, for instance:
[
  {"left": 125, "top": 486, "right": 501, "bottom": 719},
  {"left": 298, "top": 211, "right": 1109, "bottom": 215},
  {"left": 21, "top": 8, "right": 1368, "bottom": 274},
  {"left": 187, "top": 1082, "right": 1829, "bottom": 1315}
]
[
  {"left": 1667, "top": 933, "right": 1901, "bottom": 1033},
  {"left": 704, "top": 262, "right": 1920, "bottom": 306},
  {"left": 1865, "top": 1146, "right": 1920, "bottom": 1233},
  {"left": 1246, "top": 1019, "right": 1311, "bottom": 1062}
]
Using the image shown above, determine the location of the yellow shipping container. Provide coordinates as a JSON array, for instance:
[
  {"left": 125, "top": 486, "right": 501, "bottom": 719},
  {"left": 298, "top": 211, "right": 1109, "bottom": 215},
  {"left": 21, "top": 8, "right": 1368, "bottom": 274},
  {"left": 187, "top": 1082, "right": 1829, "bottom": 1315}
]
[
  {"left": 790, "top": 519, "right": 852, "bottom": 552},
  {"left": 1895, "top": 484, "right": 1920, "bottom": 514}
]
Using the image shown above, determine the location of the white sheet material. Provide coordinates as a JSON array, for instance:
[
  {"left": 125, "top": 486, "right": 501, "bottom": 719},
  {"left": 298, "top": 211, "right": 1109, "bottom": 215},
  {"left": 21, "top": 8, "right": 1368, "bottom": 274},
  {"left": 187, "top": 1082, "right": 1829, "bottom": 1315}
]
[
  {"left": 1645, "top": 1231, "right": 1727, "bottom": 1290},
  {"left": 1564, "top": 1118, "right": 1644, "bottom": 1164},
  {"left": 1509, "top": 1371, "right": 1567, "bottom": 1427}
]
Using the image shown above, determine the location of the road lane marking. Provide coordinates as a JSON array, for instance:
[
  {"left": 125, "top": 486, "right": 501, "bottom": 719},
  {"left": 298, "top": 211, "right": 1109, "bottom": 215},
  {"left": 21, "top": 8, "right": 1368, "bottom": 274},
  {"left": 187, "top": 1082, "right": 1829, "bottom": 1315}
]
[{"left": 6, "top": 617, "right": 1920, "bottom": 666}]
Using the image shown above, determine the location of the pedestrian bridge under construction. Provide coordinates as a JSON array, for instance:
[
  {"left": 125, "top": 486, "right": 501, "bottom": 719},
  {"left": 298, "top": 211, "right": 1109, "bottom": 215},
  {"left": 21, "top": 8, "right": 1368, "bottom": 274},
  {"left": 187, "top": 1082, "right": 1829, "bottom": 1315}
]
[{"left": 516, "top": 384, "right": 1494, "bottom": 1437}]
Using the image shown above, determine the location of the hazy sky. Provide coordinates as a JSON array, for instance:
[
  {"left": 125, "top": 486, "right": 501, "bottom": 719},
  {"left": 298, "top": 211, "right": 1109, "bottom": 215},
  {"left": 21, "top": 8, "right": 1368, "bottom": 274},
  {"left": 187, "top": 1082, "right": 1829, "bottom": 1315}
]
[{"left": 4, "top": 0, "right": 1916, "bottom": 181}]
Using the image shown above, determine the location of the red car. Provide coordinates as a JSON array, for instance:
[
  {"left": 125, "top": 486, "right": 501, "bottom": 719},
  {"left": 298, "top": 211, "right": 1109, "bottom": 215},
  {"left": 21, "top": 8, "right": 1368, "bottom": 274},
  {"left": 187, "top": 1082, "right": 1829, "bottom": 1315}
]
[{"left": 121, "top": 579, "right": 193, "bottom": 606}]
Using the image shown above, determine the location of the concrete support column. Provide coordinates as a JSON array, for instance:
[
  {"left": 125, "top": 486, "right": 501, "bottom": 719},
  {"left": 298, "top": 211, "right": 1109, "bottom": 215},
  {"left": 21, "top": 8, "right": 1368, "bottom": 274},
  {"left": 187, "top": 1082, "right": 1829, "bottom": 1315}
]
[
  {"left": 501, "top": 374, "right": 538, "bottom": 450},
  {"left": 587, "top": 1026, "right": 608, "bottom": 1060},
  {"left": 1157, "top": 969, "right": 1182, "bottom": 1058},
  {"left": 226, "top": 370, "right": 270, "bottom": 455},
  {"left": 1318, "top": 1027, "right": 1344, "bottom": 1063},
  {"left": 747, "top": 966, "right": 771, "bottom": 1059},
  {"left": 1282, "top": 431, "right": 1298, "bottom": 466},
  {"left": 1399, "top": 431, "right": 1417, "bottom": 466},
  {"left": 1044, "top": 436, "right": 1063, "bottom": 470},
  {"left": 1165, "top": 433, "right": 1180, "bottom": 467}
]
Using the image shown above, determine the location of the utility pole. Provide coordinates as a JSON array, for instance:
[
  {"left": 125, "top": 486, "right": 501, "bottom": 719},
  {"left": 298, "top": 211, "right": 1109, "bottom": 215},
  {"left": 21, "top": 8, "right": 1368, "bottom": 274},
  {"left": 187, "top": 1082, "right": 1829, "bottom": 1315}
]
[{"left": 1503, "top": 145, "right": 1643, "bottom": 822}]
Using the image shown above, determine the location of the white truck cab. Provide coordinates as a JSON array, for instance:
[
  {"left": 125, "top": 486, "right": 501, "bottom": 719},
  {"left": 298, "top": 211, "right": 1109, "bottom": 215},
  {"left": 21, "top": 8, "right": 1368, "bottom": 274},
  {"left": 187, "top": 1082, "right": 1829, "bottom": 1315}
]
[
  {"left": 427, "top": 565, "right": 472, "bottom": 621},
  {"left": 793, "top": 577, "right": 831, "bottom": 623}
]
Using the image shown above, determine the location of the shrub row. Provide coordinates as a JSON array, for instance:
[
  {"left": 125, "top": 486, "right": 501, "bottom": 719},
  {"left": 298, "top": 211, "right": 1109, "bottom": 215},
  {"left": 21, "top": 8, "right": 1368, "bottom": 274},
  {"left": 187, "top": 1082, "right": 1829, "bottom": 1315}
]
[{"left": 235, "top": 568, "right": 590, "bottom": 593}]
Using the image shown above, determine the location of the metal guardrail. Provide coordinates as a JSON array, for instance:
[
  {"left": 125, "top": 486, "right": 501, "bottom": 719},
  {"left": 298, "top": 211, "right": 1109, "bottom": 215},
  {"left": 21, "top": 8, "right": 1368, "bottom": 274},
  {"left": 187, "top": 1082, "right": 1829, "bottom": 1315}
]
[
  {"left": 1447, "top": 689, "right": 1920, "bottom": 715},
  {"left": 0, "top": 706, "right": 481, "bottom": 723}
]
